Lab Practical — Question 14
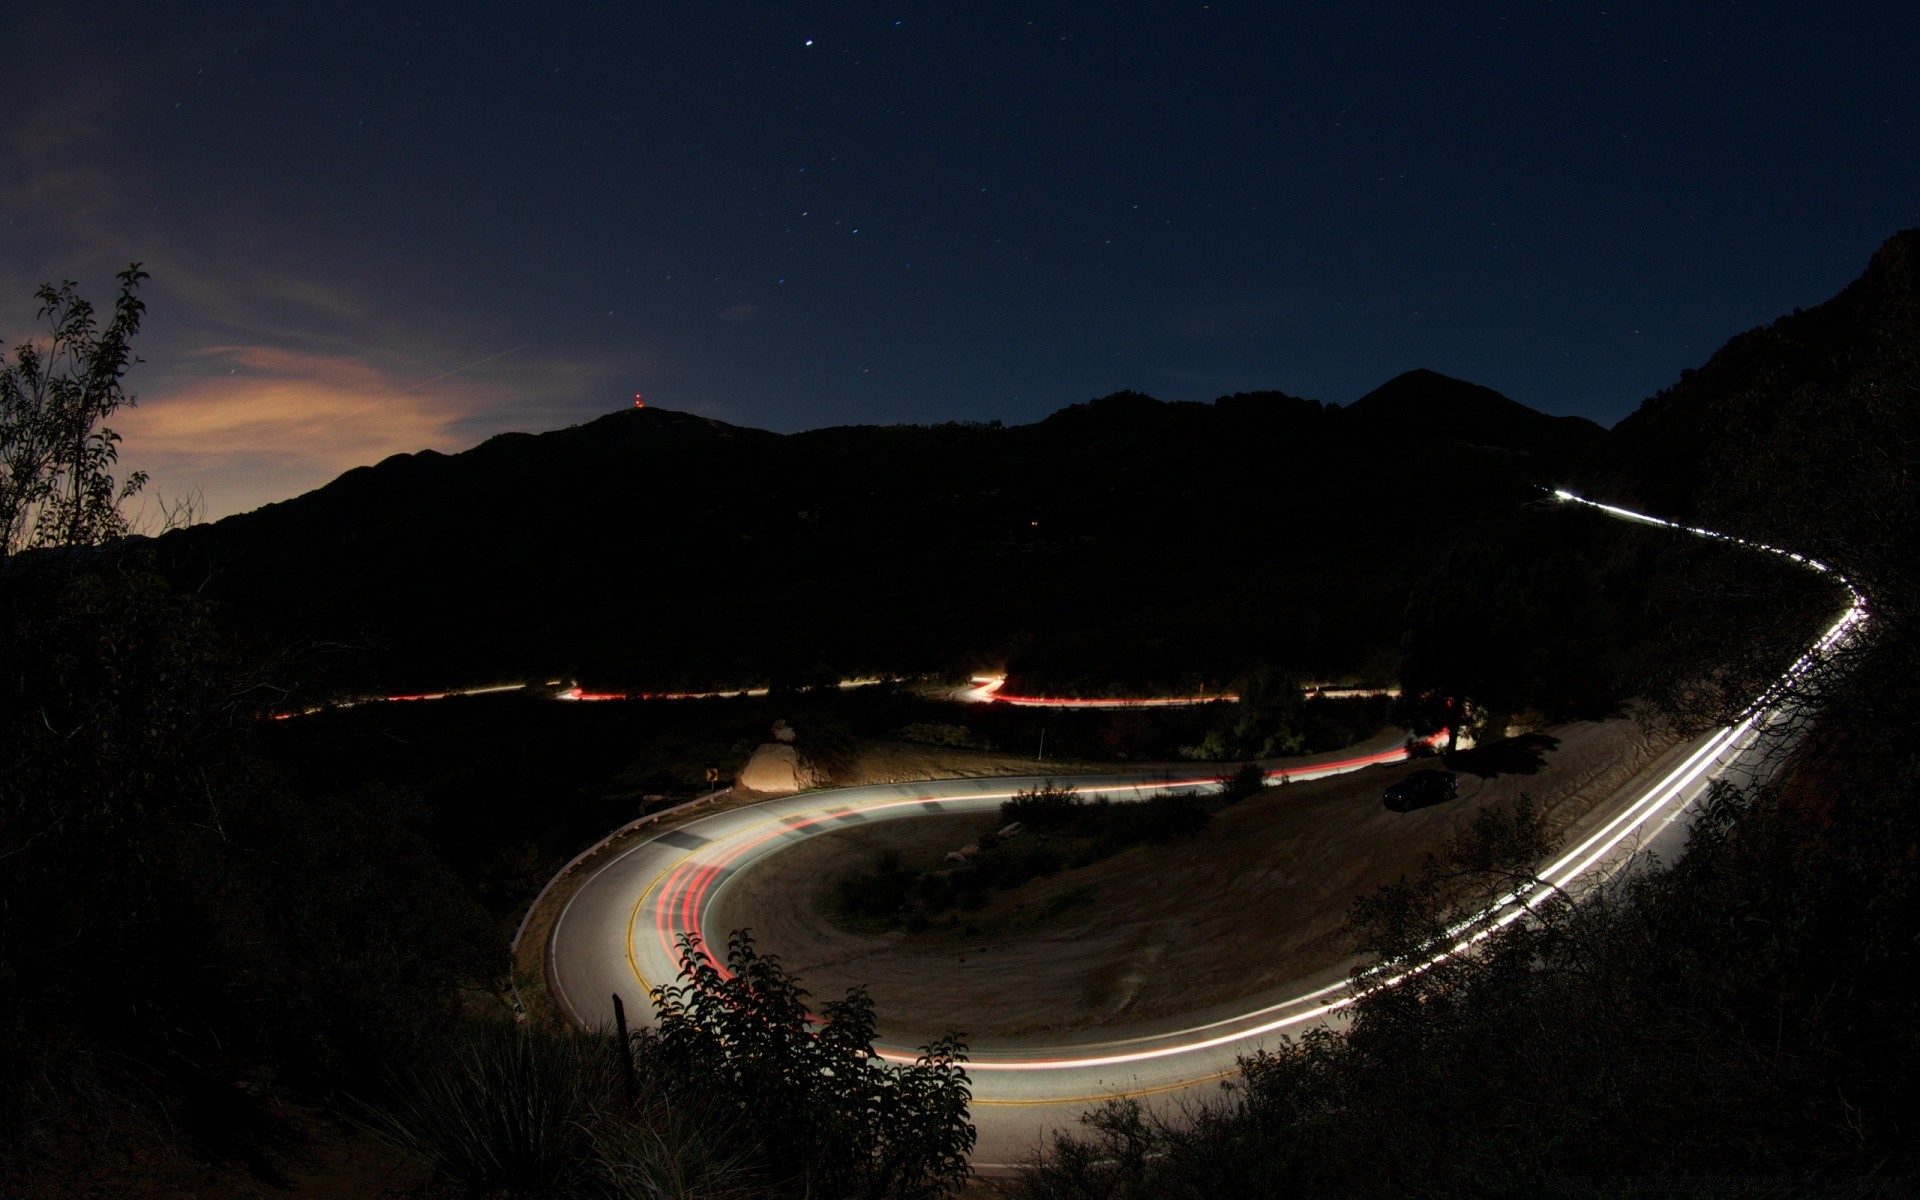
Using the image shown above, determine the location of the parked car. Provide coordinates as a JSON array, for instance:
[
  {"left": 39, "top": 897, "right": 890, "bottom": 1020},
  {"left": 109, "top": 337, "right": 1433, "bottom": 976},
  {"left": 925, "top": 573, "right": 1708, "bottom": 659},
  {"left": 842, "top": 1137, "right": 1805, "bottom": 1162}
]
[{"left": 1384, "top": 768, "right": 1458, "bottom": 812}]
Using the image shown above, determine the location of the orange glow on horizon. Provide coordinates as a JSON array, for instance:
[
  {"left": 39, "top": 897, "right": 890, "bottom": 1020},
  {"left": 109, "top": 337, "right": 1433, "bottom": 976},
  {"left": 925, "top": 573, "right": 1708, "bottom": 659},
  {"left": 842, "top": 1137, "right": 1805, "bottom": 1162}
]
[{"left": 111, "top": 342, "right": 578, "bottom": 520}]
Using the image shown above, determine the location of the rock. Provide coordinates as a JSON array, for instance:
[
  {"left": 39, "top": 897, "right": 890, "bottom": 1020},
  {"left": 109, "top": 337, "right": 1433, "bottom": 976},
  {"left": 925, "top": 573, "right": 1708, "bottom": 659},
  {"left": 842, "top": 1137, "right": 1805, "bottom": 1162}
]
[
  {"left": 736, "top": 742, "right": 825, "bottom": 795},
  {"left": 772, "top": 719, "right": 796, "bottom": 744}
]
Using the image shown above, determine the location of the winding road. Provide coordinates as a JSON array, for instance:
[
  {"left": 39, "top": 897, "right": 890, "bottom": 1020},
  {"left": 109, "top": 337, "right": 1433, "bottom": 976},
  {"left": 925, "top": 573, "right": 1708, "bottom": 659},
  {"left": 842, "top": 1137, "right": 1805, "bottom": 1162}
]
[{"left": 544, "top": 491, "right": 1867, "bottom": 1166}]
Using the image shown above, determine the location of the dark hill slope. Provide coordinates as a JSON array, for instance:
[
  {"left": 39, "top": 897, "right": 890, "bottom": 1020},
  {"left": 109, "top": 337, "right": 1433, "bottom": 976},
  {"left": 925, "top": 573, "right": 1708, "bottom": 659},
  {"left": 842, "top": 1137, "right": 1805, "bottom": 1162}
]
[
  {"left": 1584, "top": 229, "right": 1920, "bottom": 519},
  {"left": 1350, "top": 369, "right": 1603, "bottom": 456},
  {"left": 157, "top": 376, "right": 1600, "bottom": 693}
]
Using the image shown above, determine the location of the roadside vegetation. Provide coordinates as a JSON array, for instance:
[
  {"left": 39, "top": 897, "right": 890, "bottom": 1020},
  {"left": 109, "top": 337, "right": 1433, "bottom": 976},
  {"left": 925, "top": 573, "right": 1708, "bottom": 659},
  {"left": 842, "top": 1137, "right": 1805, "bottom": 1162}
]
[
  {"left": 835, "top": 768, "right": 1266, "bottom": 933},
  {"left": 368, "top": 932, "right": 972, "bottom": 1200},
  {"left": 900, "top": 687, "right": 1396, "bottom": 763},
  {"left": 1012, "top": 643, "right": 1920, "bottom": 1197}
]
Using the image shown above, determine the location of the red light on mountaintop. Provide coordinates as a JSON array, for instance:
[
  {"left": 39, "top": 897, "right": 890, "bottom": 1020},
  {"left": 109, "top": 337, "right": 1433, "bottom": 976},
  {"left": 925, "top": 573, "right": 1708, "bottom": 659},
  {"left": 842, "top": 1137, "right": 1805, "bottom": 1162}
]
[{"left": 634, "top": 393, "right": 646, "bottom": 409}]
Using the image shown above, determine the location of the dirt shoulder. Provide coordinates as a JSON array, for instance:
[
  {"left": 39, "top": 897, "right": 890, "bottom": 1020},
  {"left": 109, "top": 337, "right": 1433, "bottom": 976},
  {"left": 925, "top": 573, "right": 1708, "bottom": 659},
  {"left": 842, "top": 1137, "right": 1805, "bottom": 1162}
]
[{"left": 710, "top": 717, "right": 1676, "bottom": 1044}]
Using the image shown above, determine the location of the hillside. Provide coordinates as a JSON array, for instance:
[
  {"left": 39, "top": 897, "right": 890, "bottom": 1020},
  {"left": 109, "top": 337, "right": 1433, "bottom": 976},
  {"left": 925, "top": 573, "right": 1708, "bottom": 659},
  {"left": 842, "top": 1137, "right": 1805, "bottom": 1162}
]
[
  {"left": 1348, "top": 368, "right": 1603, "bottom": 457},
  {"left": 155, "top": 220, "right": 1920, "bottom": 702},
  {"left": 154, "top": 373, "right": 1601, "bottom": 694},
  {"left": 1583, "top": 228, "right": 1919, "bottom": 520},
  {"left": 1007, "top": 235, "right": 1920, "bottom": 1197}
]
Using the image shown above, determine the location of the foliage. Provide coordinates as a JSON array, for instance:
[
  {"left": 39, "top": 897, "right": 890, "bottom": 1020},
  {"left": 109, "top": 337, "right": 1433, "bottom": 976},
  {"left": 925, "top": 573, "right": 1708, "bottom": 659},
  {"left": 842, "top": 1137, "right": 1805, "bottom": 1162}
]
[
  {"left": 0, "top": 265, "right": 149, "bottom": 562},
  {"left": 837, "top": 777, "right": 1269, "bottom": 930},
  {"left": 998, "top": 782, "right": 1213, "bottom": 842},
  {"left": 1217, "top": 760, "right": 1267, "bottom": 804},
  {"left": 365, "top": 1022, "right": 755, "bottom": 1200},
  {"left": 0, "top": 274, "right": 501, "bottom": 1188},
  {"left": 1393, "top": 501, "right": 1795, "bottom": 747},
  {"left": 1185, "top": 689, "right": 1393, "bottom": 761},
  {"left": 0, "top": 555, "right": 502, "bottom": 1176},
  {"left": 367, "top": 1023, "right": 625, "bottom": 1195},
  {"left": 1345, "top": 796, "right": 1553, "bottom": 984},
  {"left": 1017, "top": 689, "right": 1920, "bottom": 1196},
  {"left": 647, "top": 930, "right": 975, "bottom": 1199},
  {"left": 895, "top": 721, "right": 992, "bottom": 749}
]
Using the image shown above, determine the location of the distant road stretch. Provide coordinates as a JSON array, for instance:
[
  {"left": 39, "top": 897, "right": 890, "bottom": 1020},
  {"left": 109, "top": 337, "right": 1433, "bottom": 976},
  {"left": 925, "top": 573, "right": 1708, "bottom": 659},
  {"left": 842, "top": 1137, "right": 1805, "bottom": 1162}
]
[
  {"left": 951, "top": 674, "right": 1400, "bottom": 708},
  {"left": 545, "top": 490, "right": 1865, "bottom": 1166}
]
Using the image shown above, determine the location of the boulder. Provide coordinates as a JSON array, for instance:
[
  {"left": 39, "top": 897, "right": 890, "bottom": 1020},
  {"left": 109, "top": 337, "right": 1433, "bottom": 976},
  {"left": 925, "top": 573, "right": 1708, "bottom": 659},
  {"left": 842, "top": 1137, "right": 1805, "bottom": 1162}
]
[{"left": 736, "top": 742, "right": 825, "bottom": 795}]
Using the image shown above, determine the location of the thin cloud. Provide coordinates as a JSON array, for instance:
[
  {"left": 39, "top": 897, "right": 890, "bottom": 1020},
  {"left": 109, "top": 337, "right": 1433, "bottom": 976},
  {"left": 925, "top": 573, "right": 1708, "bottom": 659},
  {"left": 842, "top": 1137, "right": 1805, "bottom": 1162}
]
[
  {"left": 297, "top": 343, "right": 531, "bottom": 438},
  {"left": 116, "top": 342, "right": 595, "bottom": 520},
  {"left": 0, "top": 87, "right": 117, "bottom": 233},
  {"left": 0, "top": 82, "right": 631, "bottom": 522}
]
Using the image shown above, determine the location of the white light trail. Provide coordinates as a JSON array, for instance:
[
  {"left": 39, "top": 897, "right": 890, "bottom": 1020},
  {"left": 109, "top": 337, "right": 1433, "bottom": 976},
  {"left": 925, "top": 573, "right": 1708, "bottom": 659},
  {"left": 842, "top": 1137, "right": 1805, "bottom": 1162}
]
[
  {"left": 554, "top": 487, "right": 1868, "bottom": 1096},
  {"left": 882, "top": 489, "right": 1869, "bottom": 1070}
]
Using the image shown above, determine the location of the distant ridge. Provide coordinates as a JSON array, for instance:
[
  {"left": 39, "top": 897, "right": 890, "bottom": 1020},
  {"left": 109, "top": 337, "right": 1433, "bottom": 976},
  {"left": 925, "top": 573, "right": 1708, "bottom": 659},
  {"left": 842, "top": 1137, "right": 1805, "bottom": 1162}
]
[
  {"left": 155, "top": 374, "right": 1596, "bottom": 693},
  {"left": 1587, "top": 228, "right": 1920, "bottom": 516},
  {"left": 1348, "top": 369, "right": 1603, "bottom": 454},
  {"left": 148, "top": 215, "right": 1920, "bottom": 697}
]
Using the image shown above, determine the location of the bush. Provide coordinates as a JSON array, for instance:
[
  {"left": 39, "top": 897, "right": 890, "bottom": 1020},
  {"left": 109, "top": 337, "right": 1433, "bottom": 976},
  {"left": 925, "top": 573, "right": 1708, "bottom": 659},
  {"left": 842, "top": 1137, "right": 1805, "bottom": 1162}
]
[
  {"left": 370, "top": 929, "right": 979, "bottom": 1198},
  {"left": 999, "top": 784, "right": 1212, "bottom": 846},
  {"left": 896, "top": 722, "right": 989, "bottom": 750},
  {"left": 364, "top": 1022, "right": 754, "bottom": 1199},
  {"left": 647, "top": 930, "right": 975, "bottom": 1199},
  {"left": 364, "top": 1024, "right": 622, "bottom": 1196},
  {"left": 1000, "top": 781, "right": 1085, "bottom": 831},
  {"left": 1217, "top": 761, "right": 1268, "bottom": 804},
  {"left": 836, "top": 849, "right": 919, "bottom": 923}
]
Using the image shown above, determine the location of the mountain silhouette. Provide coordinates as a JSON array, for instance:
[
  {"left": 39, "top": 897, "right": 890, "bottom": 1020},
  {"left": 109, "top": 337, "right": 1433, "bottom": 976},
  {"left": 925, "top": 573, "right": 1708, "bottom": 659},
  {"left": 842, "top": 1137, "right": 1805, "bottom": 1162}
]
[
  {"left": 156, "top": 375, "right": 1596, "bottom": 694},
  {"left": 153, "top": 226, "right": 1920, "bottom": 697},
  {"left": 1348, "top": 369, "right": 1602, "bottom": 454},
  {"left": 1585, "top": 228, "right": 1919, "bottom": 517}
]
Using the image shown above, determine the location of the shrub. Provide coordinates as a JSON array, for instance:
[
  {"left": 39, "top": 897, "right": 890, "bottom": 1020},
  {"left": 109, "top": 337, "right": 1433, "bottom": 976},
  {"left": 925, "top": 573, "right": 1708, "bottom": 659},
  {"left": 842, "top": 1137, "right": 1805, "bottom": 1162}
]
[
  {"left": 365, "top": 1022, "right": 755, "bottom": 1199},
  {"left": 647, "top": 930, "right": 975, "bottom": 1199},
  {"left": 836, "top": 849, "right": 918, "bottom": 923},
  {"left": 364, "top": 1024, "right": 621, "bottom": 1196},
  {"left": 1000, "top": 781, "right": 1085, "bottom": 831}
]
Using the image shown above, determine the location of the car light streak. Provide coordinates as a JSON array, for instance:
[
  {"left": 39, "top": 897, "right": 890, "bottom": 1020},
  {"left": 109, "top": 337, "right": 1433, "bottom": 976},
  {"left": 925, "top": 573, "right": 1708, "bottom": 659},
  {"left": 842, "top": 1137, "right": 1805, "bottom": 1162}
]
[
  {"left": 662, "top": 765, "right": 1426, "bottom": 1001},
  {"left": 552, "top": 488, "right": 1867, "bottom": 1121},
  {"left": 958, "top": 674, "right": 1397, "bottom": 708},
  {"left": 658, "top": 750, "right": 1435, "bottom": 957},
  {"left": 1341, "top": 496, "right": 1867, "bottom": 991},
  {"left": 958, "top": 674, "right": 1236, "bottom": 707},
  {"left": 1305, "top": 685, "right": 1402, "bottom": 699},
  {"left": 634, "top": 735, "right": 1449, "bottom": 1023},
  {"left": 268, "top": 682, "right": 530, "bottom": 718},
  {"left": 280, "top": 676, "right": 898, "bottom": 717},
  {"left": 382, "top": 683, "right": 528, "bottom": 702}
]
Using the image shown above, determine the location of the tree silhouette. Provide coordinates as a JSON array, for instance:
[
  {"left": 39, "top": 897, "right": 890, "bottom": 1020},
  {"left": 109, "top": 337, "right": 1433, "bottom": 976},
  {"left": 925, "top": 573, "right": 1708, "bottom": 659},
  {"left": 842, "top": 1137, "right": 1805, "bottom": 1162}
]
[{"left": 0, "top": 264, "right": 148, "bottom": 563}]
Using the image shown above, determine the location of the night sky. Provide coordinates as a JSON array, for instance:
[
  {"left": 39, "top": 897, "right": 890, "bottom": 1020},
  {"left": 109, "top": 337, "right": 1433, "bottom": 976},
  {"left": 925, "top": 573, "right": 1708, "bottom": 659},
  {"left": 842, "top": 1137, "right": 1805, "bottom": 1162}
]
[{"left": 6, "top": 2, "right": 1915, "bottom": 519}]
